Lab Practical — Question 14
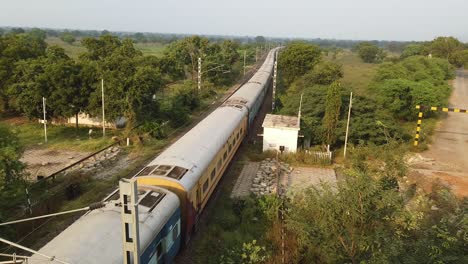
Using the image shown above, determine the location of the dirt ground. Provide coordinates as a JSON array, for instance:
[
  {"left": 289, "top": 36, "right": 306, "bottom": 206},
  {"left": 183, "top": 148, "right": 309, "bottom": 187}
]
[
  {"left": 409, "top": 69, "right": 468, "bottom": 197},
  {"left": 21, "top": 148, "right": 91, "bottom": 181}
]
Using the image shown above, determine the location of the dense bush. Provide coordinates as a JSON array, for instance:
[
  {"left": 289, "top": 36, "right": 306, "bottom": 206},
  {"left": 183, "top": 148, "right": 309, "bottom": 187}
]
[{"left": 372, "top": 56, "right": 453, "bottom": 120}]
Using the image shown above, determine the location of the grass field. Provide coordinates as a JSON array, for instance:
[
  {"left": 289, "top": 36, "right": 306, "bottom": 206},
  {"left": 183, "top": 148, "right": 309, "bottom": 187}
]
[
  {"left": 45, "top": 37, "right": 167, "bottom": 58},
  {"left": 45, "top": 37, "right": 86, "bottom": 59},
  {"left": 0, "top": 118, "right": 117, "bottom": 152},
  {"left": 327, "top": 50, "right": 379, "bottom": 96},
  {"left": 134, "top": 42, "right": 167, "bottom": 57}
]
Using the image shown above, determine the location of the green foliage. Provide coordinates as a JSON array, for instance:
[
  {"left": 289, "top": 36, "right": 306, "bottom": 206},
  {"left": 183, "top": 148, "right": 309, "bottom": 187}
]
[
  {"left": 60, "top": 32, "right": 76, "bottom": 44},
  {"left": 287, "top": 171, "right": 407, "bottom": 263},
  {"left": 221, "top": 239, "right": 268, "bottom": 264},
  {"left": 323, "top": 81, "right": 342, "bottom": 145},
  {"left": 82, "top": 36, "right": 164, "bottom": 127},
  {"left": 449, "top": 49, "right": 468, "bottom": 68},
  {"left": 287, "top": 143, "right": 466, "bottom": 263},
  {"left": 429, "top": 36, "right": 464, "bottom": 60},
  {"left": 257, "top": 195, "right": 281, "bottom": 223},
  {"left": 163, "top": 36, "right": 241, "bottom": 85},
  {"left": 401, "top": 44, "right": 428, "bottom": 59},
  {"left": 139, "top": 121, "right": 167, "bottom": 139},
  {"left": 11, "top": 46, "right": 88, "bottom": 121},
  {"left": 161, "top": 84, "right": 201, "bottom": 127},
  {"left": 305, "top": 61, "right": 343, "bottom": 85},
  {"left": 0, "top": 31, "right": 47, "bottom": 111},
  {"left": 372, "top": 56, "right": 453, "bottom": 120},
  {"left": 278, "top": 42, "right": 322, "bottom": 85},
  {"left": 355, "top": 42, "right": 386, "bottom": 63},
  {"left": 0, "top": 124, "right": 24, "bottom": 189}
]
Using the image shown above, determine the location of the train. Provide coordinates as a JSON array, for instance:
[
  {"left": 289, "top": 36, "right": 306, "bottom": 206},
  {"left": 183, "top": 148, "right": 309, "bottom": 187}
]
[{"left": 30, "top": 47, "right": 279, "bottom": 264}]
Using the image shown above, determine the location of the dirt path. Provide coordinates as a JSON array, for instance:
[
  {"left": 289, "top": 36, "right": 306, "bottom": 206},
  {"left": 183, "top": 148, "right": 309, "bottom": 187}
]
[{"left": 410, "top": 69, "right": 468, "bottom": 197}]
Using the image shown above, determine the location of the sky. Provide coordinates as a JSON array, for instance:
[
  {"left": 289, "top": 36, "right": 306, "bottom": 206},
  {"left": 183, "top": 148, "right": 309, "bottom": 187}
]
[{"left": 1, "top": 0, "right": 467, "bottom": 42}]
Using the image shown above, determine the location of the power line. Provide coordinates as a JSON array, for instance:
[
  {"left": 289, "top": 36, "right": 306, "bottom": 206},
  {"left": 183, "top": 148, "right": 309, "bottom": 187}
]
[{"left": 0, "top": 237, "right": 70, "bottom": 264}]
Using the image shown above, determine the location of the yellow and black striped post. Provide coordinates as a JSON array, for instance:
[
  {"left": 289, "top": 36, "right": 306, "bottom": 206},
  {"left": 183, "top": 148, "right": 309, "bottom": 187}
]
[
  {"left": 414, "top": 105, "right": 424, "bottom": 146},
  {"left": 414, "top": 105, "right": 468, "bottom": 147},
  {"left": 428, "top": 106, "right": 467, "bottom": 113}
]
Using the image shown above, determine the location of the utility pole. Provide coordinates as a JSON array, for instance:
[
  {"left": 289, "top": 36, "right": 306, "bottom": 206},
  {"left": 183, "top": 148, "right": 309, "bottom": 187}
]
[
  {"left": 101, "top": 79, "right": 105, "bottom": 137},
  {"left": 297, "top": 93, "right": 303, "bottom": 127},
  {"left": 272, "top": 55, "right": 278, "bottom": 111},
  {"left": 42, "top": 97, "right": 47, "bottom": 143},
  {"left": 243, "top": 50, "right": 246, "bottom": 75},
  {"left": 255, "top": 47, "right": 258, "bottom": 62},
  {"left": 343, "top": 92, "right": 353, "bottom": 159},
  {"left": 198, "top": 57, "right": 202, "bottom": 92},
  {"left": 120, "top": 179, "right": 140, "bottom": 264}
]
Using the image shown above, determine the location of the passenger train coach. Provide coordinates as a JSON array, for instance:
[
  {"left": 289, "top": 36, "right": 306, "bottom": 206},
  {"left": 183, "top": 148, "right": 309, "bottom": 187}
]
[{"left": 30, "top": 48, "right": 279, "bottom": 264}]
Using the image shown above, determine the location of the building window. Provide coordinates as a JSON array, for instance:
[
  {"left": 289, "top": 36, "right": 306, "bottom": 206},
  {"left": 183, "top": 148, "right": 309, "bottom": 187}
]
[
  {"left": 211, "top": 169, "right": 216, "bottom": 180},
  {"left": 203, "top": 179, "right": 209, "bottom": 194}
]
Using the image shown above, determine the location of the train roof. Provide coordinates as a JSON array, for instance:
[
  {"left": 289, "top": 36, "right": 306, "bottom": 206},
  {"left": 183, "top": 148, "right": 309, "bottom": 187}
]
[
  {"left": 29, "top": 186, "right": 179, "bottom": 264},
  {"left": 142, "top": 105, "right": 247, "bottom": 191},
  {"left": 136, "top": 48, "right": 279, "bottom": 192}
]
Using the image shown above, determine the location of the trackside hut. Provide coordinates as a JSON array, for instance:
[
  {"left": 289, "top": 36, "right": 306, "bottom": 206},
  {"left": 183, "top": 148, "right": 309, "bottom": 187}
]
[{"left": 262, "top": 114, "right": 300, "bottom": 153}]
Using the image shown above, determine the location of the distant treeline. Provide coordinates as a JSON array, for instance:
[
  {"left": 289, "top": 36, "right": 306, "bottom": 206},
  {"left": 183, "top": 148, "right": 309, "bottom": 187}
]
[{"left": 0, "top": 26, "right": 446, "bottom": 53}]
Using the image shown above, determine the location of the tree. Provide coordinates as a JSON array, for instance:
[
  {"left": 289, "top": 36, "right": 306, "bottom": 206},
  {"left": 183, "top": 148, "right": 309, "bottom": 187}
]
[
  {"left": 254, "top": 36, "right": 266, "bottom": 44},
  {"left": 355, "top": 42, "right": 386, "bottom": 63},
  {"left": 82, "top": 35, "right": 164, "bottom": 128},
  {"left": 322, "top": 81, "right": 342, "bottom": 145},
  {"left": 60, "top": 32, "right": 76, "bottom": 44},
  {"left": 0, "top": 124, "right": 24, "bottom": 189},
  {"left": 401, "top": 44, "right": 427, "bottom": 59},
  {"left": 287, "top": 171, "right": 407, "bottom": 263},
  {"left": 305, "top": 61, "right": 343, "bottom": 85},
  {"left": 164, "top": 36, "right": 210, "bottom": 80},
  {"left": 11, "top": 46, "right": 87, "bottom": 125},
  {"left": 0, "top": 32, "right": 47, "bottom": 111},
  {"left": 429, "top": 36, "right": 463, "bottom": 60},
  {"left": 449, "top": 49, "right": 468, "bottom": 68},
  {"left": 278, "top": 42, "right": 322, "bottom": 85}
]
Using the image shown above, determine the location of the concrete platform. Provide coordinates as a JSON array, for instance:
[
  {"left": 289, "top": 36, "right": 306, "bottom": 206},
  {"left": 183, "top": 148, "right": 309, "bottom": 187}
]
[{"left": 231, "top": 162, "right": 259, "bottom": 198}]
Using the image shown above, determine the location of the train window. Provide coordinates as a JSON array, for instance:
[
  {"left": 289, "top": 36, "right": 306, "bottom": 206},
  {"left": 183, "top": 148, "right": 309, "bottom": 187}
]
[
  {"left": 203, "top": 179, "right": 209, "bottom": 194},
  {"left": 211, "top": 169, "right": 216, "bottom": 180},
  {"left": 172, "top": 223, "right": 179, "bottom": 242},
  {"left": 156, "top": 241, "right": 163, "bottom": 259}
]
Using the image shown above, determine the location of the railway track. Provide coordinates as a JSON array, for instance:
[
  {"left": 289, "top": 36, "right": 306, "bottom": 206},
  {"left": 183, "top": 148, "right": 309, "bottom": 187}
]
[{"left": 101, "top": 53, "right": 269, "bottom": 201}]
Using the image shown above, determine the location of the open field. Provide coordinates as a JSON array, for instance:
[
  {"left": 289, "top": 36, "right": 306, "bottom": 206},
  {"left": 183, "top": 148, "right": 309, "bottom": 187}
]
[
  {"left": 134, "top": 42, "right": 166, "bottom": 57},
  {"left": 45, "top": 37, "right": 86, "bottom": 59},
  {"left": 328, "top": 50, "right": 379, "bottom": 96},
  {"left": 0, "top": 117, "right": 116, "bottom": 152},
  {"left": 45, "top": 37, "right": 167, "bottom": 58}
]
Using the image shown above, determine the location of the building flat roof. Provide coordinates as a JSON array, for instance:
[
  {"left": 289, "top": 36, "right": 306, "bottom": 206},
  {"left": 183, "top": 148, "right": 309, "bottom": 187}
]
[{"left": 262, "top": 114, "right": 300, "bottom": 130}]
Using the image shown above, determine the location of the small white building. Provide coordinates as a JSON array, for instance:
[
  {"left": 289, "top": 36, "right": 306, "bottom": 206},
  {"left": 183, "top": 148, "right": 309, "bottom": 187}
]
[{"left": 262, "top": 114, "right": 300, "bottom": 153}]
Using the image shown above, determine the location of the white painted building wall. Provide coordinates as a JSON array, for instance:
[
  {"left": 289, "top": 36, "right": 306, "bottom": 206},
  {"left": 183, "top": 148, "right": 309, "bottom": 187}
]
[{"left": 263, "top": 127, "right": 299, "bottom": 153}]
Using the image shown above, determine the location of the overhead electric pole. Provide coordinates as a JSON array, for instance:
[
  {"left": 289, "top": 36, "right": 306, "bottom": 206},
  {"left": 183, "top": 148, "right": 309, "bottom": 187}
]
[
  {"left": 120, "top": 179, "right": 140, "bottom": 264},
  {"left": 243, "top": 50, "right": 246, "bottom": 75},
  {"left": 272, "top": 55, "right": 278, "bottom": 111},
  {"left": 101, "top": 78, "right": 106, "bottom": 137},
  {"left": 42, "top": 97, "right": 47, "bottom": 143},
  {"left": 343, "top": 92, "right": 353, "bottom": 159},
  {"left": 198, "top": 57, "right": 202, "bottom": 92},
  {"left": 255, "top": 47, "right": 258, "bottom": 62}
]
